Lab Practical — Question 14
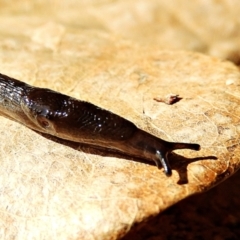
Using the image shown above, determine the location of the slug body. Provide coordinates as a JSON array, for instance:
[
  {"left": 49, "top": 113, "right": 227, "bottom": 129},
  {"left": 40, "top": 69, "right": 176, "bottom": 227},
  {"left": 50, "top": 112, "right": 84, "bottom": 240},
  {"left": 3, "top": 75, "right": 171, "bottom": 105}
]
[{"left": 0, "top": 73, "right": 200, "bottom": 176}]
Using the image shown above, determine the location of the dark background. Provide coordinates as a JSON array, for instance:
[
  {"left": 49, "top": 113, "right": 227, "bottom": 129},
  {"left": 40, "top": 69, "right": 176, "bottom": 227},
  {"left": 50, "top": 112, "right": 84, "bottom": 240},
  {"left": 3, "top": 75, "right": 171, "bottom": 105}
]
[{"left": 122, "top": 170, "right": 240, "bottom": 240}]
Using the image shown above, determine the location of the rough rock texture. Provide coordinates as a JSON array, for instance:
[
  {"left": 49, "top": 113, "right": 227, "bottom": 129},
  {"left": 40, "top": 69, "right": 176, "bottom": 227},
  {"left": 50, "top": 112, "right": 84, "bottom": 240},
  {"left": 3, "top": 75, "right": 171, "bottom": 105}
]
[{"left": 0, "top": 1, "right": 240, "bottom": 239}]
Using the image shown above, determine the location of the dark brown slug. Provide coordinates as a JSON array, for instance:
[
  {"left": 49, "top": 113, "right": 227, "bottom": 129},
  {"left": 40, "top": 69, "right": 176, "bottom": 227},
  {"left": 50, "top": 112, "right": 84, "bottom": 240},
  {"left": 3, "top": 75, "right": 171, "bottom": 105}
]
[{"left": 0, "top": 73, "right": 200, "bottom": 176}]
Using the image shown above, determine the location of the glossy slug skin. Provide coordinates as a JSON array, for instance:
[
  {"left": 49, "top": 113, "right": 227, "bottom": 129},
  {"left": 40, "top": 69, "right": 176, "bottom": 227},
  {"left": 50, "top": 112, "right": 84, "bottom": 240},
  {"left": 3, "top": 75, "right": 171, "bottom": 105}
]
[{"left": 0, "top": 73, "right": 200, "bottom": 176}]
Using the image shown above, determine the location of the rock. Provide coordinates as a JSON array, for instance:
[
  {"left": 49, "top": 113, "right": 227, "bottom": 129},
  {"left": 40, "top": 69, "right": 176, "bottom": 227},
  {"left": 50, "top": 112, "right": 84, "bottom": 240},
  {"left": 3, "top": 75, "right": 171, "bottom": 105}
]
[{"left": 0, "top": 1, "right": 240, "bottom": 239}]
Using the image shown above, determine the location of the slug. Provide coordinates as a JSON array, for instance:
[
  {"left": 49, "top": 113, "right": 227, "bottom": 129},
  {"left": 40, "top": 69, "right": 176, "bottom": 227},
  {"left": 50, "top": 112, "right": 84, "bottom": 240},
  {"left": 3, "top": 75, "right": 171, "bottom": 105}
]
[{"left": 0, "top": 73, "right": 200, "bottom": 176}]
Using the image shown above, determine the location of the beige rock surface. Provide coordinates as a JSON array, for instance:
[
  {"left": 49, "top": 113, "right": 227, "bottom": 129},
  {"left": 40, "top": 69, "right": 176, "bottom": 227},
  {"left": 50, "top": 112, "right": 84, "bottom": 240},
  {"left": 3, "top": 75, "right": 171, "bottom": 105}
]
[{"left": 0, "top": 1, "right": 240, "bottom": 239}]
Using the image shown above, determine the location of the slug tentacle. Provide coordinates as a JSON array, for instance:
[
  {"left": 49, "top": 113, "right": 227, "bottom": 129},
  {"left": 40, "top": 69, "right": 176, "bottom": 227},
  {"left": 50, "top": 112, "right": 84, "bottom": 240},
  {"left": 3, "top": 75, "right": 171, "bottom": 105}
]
[
  {"left": 156, "top": 151, "right": 171, "bottom": 176},
  {"left": 124, "top": 129, "right": 200, "bottom": 176},
  {"left": 0, "top": 72, "right": 201, "bottom": 176}
]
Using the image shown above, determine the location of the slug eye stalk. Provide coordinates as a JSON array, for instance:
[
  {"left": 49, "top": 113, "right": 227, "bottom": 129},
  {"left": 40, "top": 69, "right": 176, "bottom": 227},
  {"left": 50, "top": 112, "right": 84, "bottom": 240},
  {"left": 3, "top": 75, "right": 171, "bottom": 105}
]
[{"left": 155, "top": 143, "right": 201, "bottom": 176}]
